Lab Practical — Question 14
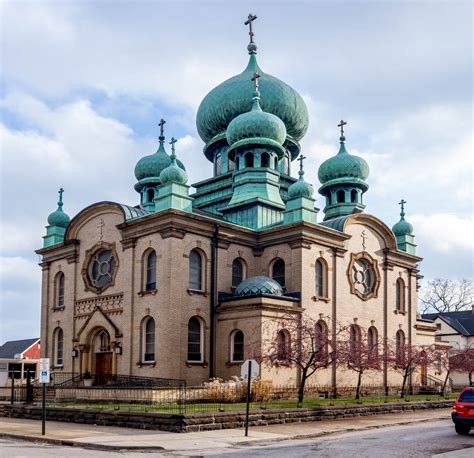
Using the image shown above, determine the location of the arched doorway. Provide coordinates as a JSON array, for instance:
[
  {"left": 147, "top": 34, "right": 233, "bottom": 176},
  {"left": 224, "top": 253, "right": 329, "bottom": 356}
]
[{"left": 91, "top": 329, "right": 113, "bottom": 384}]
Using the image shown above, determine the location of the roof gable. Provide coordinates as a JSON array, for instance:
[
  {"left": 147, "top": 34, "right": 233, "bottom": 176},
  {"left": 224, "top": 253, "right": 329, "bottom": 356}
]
[{"left": 0, "top": 338, "right": 40, "bottom": 359}]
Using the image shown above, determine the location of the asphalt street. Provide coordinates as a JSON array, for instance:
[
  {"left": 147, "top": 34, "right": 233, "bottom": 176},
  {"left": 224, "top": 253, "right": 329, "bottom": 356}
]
[{"left": 0, "top": 419, "right": 472, "bottom": 457}]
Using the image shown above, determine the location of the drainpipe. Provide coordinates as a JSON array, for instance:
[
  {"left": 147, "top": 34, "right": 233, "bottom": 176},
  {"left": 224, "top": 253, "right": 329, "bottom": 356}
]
[{"left": 210, "top": 225, "right": 219, "bottom": 379}]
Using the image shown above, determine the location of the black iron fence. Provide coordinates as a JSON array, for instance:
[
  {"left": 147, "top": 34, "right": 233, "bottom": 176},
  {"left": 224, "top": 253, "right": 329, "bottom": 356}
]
[{"left": 9, "top": 380, "right": 455, "bottom": 414}]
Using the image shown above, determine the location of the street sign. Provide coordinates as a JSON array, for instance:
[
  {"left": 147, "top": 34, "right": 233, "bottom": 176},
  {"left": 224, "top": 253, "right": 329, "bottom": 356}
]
[
  {"left": 39, "top": 358, "right": 50, "bottom": 384},
  {"left": 241, "top": 359, "right": 259, "bottom": 379}
]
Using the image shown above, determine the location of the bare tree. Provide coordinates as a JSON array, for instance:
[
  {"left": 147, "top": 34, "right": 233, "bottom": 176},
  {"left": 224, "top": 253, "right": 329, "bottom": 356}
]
[
  {"left": 337, "top": 326, "right": 383, "bottom": 400},
  {"left": 388, "top": 341, "right": 433, "bottom": 398},
  {"left": 258, "top": 314, "right": 344, "bottom": 405},
  {"left": 420, "top": 278, "right": 473, "bottom": 314}
]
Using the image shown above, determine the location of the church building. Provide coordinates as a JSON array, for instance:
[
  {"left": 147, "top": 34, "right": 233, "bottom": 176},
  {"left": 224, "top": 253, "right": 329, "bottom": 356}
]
[{"left": 36, "top": 16, "right": 438, "bottom": 389}]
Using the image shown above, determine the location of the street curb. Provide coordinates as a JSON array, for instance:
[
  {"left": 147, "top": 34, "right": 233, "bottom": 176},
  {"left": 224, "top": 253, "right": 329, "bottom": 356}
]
[
  {"left": 0, "top": 432, "right": 165, "bottom": 452},
  {"left": 0, "top": 414, "right": 450, "bottom": 452}
]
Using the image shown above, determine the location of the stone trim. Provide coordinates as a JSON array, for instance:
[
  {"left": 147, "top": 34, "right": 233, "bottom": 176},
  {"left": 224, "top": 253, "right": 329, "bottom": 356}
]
[
  {"left": 347, "top": 252, "right": 381, "bottom": 301},
  {"left": 81, "top": 241, "right": 119, "bottom": 295}
]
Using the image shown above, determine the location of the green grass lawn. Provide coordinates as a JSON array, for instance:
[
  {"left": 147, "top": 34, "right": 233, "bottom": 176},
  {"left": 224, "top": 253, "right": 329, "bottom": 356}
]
[{"left": 48, "top": 392, "right": 457, "bottom": 414}]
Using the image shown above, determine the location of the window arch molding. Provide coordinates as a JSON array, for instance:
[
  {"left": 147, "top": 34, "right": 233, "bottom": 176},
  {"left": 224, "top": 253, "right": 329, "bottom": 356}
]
[
  {"left": 396, "top": 329, "right": 405, "bottom": 365},
  {"left": 141, "top": 316, "right": 156, "bottom": 363},
  {"left": 187, "top": 316, "right": 205, "bottom": 363},
  {"left": 395, "top": 278, "right": 405, "bottom": 312},
  {"left": 53, "top": 327, "right": 64, "bottom": 367},
  {"left": 347, "top": 252, "right": 381, "bottom": 301},
  {"left": 231, "top": 257, "right": 246, "bottom": 289},
  {"left": 54, "top": 271, "right": 65, "bottom": 309},
  {"left": 367, "top": 326, "right": 379, "bottom": 361},
  {"left": 230, "top": 329, "right": 244, "bottom": 363},
  {"left": 142, "top": 248, "right": 157, "bottom": 292},
  {"left": 188, "top": 248, "right": 206, "bottom": 292},
  {"left": 270, "top": 257, "right": 286, "bottom": 288},
  {"left": 315, "top": 258, "right": 328, "bottom": 299}
]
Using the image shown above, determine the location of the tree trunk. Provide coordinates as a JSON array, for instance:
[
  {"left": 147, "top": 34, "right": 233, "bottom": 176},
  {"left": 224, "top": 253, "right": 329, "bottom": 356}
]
[
  {"left": 469, "top": 371, "right": 473, "bottom": 387},
  {"left": 298, "top": 369, "right": 308, "bottom": 406},
  {"left": 401, "top": 367, "right": 409, "bottom": 398},
  {"left": 355, "top": 371, "right": 363, "bottom": 400},
  {"left": 442, "top": 370, "right": 450, "bottom": 396}
]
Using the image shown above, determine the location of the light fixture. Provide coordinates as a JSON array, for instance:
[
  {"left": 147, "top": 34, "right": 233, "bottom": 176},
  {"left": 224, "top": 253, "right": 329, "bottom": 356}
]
[
  {"left": 115, "top": 345, "right": 122, "bottom": 355},
  {"left": 71, "top": 349, "right": 78, "bottom": 358}
]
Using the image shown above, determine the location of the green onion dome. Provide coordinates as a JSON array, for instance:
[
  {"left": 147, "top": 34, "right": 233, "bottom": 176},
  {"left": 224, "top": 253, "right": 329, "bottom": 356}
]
[
  {"left": 234, "top": 276, "right": 283, "bottom": 297},
  {"left": 47, "top": 189, "right": 70, "bottom": 228},
  {"left": 196, "top": 53, "right": 309, "bottom": 156},
  {"left": 392, "top": 214, "right": 413, "bottom": 236},
  {"left": 226, "top": 89, "right": 287, "bottom": 151},
  {"left": 288, "top": 162, "right": 314, "bottom": 199},
  {"left": 134, "top": 138, "right": 185, "bottom": 182},
  {"left": 318, "top": 142, "right": 369, "bottom": 185},
  {"left": 159, "top": 139, "right": 188, "bottom": 185}
]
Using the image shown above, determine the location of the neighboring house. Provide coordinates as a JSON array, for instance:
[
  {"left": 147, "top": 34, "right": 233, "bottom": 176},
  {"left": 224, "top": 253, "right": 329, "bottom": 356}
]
[
  {"left": 422, "top": 308, "right": 474, "bottom": 388},
  {"left": 0, "top": 338, "right": 40, "bottom": 386}
]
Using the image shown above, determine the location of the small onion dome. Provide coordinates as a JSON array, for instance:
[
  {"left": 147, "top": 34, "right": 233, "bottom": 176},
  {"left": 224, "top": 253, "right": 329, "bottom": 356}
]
[
  {"left": 226, "top": 90, "right": 287, "bottom": 157},
  {"left": 288, "top": 163, "right": 314, "bottom": 199},
  {"left": 318, "top": 143, "right": 369, "bottom": 185},
  {"left": 47, "top": 189, "right": 70, "bottom": 227},
  {"left": 134, "top": 139, "right": 185, "bottom": 182},
  {"left": 159, "top": 138, "right": 188, "bottom": 185},
  {"left": 392, "top": 215, "right": 413, "bottom": 236},
  {"left": 234, "top": 276, "right": 283, "bottom": 297}
]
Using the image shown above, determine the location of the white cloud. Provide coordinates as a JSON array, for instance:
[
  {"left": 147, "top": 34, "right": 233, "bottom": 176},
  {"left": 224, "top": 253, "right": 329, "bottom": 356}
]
[{"left": 410, "top": 213, "right": 474, "bottom": 253}]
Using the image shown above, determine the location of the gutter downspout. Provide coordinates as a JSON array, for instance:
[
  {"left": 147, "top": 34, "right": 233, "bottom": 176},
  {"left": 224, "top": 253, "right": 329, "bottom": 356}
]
[{"left": 210, "top": 225, "right": 219, "bottom": 379}]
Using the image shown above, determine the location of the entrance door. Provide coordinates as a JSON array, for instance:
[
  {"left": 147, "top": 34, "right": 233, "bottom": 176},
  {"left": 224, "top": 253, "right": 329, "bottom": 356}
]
[
  {"left": 420, "top": 363, "right": 428, "bottom": 386},
  {"left": 95, "top": 352, "right": 112, "bottom": 385}
]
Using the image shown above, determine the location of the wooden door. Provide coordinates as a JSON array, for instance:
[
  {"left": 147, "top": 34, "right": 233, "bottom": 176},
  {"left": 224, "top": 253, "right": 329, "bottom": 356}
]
[
  {"left": 420, "top": 364, "right": 427, "bottom": 386},
  {"left": 95, "top": 352, "right": 113, "bottom": 385}
]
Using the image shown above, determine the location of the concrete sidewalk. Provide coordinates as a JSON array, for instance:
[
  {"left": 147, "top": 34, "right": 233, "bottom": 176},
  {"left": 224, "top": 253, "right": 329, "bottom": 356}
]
[{"left": 0, "top": 408, "right": 452, "bottom": 452}]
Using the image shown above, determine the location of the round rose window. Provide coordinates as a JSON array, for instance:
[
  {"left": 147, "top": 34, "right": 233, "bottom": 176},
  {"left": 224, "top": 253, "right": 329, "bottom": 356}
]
[
  {"left": 88, "top": 249, "right": 116, "bottom": 290},
  {"left": 351, "top": 258, "right": 375, "bottom": 296}
]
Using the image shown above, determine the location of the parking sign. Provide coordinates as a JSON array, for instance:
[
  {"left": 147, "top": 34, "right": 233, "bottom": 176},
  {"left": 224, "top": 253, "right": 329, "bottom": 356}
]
[{"left": 39, "top": 358, "right": 50, "bottom": 383}]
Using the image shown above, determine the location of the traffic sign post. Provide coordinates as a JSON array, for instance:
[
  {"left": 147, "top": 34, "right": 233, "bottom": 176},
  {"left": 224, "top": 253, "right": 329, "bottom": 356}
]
[
  {"left": 241, "top": 359, "right": 260, "bottom": 436},
  {"left": 39, "top": 358, "right": 50, "bottom": 436}
]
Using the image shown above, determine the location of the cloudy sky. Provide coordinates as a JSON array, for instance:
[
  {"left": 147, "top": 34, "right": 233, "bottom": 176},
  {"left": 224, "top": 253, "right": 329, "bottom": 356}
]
[{"left": 0, "top": 0, "right": 472, "bottom": 343}]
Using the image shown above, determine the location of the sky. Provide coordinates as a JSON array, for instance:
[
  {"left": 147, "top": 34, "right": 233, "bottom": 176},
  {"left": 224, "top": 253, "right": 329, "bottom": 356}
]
[{"left": 0, "top": 0, "right": 472, "bottom": 343}]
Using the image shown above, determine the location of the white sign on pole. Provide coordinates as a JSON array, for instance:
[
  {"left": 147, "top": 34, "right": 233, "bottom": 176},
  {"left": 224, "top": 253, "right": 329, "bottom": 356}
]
[
  {"left": 241, "top": 359, "right": 260, "bottom": 379},
  {"left": 39, "top": 358, "right": 50, "bottom": 384}
]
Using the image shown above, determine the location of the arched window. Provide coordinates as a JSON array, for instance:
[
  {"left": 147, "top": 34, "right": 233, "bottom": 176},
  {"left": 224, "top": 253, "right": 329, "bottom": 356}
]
[
  {"left": 146, "top": 189, "right": 155, "bottom": 203},
  {"left": 231, "top": 258, "right": 244, "bottom": 288},
  {"left": 143, "top": 317, "right": 155, "bottom": 362},
  {"left": 56, "top": 272, "right": 65, "bottom": 308},
  {"left": 228, "top": 157, "right": 235, "bottom": 172},
  {"left": 54, "top": 328, "right": 64, "bottom": 366},
  {"left": 235, "top": 156, "right": 240, "bottom": 170},
  {"left": 315, "top": 259, "right": 327, "bottom": 298},
  {"left": 277, "top": 329, "right": 290, "bottom": 360},
  {"left": 187, "top": 317, "right": 203, "bottom": 362},
  {"left": 351, "top": 189, "right": 357, "bottom": 203},
  {"left": 215, "top": 152, "right": 222, "bottom": 175},
  {"left": 396, "top": 278, "right": 405, "bottom": 311},
  {"left": 261, "top": 152, "right": 270, "bottom": 168},
  {"left": 283, "top": 155, "right": 290, "bottom": 175},
  {"left": 337, "top": 190, "right": 345, "bottom": 203},
  {"left": 350, "top": 324, "right": 362, "bottom": 364},
  {"left": 189, "top": 249, "right": 203, "bottom": 291},
  {"left": 368, "top": 326, "right": 378, "bottom": 360},
  {"left": 272, "top": 258, "right": 285, "bottom": 288},
  {"left": 315, "top": 321, "right": 328, "bottom": 360},
  {"left": 396, "top": 330, "right": 405, "bottom": 365},
  {"left": 245, "top": 153, "right": 254, "bottom": 168},
  {"left": 145, "top": 250, "right": 157, "bottom": 291},
  {"left": 231, "top": 330, "right": 244, "bottom": 362}
]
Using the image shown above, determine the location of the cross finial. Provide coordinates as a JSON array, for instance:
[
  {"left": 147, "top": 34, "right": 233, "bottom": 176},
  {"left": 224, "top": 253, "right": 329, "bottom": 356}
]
[
  {"left": 58, "top": 188, "right": 64, "bottom": 207},
  {"left": 297, "top": 154, "right": 306, "bottom": 177},
  {"left": 251, "top": 72, "right": 260, "bottom": 92},
  {"left": 158, "top": 118, "right": 166, "bottom": 140},
  {"left": 338, "top": 119, "right": 347, "bottom": 143},
  {"left": 398, "top": 199, "right": 407, "bottom": 217},
  {"left": 169, "top": 137, "right": 178, "bottom": 159},
  {"left": 245, "top": 14, "right": 257, "bottom": 43}
]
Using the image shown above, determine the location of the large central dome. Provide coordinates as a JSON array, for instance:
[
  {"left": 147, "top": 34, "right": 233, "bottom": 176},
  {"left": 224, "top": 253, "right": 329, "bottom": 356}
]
[{"left": 196, "top": 52, "right": 309, "bottom": 155}]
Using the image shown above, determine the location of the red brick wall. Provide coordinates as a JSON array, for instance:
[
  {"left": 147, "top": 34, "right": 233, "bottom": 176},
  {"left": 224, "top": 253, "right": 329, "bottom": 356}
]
[{"left": 22, "top": 341, "right": 40, "bottom": 359}]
